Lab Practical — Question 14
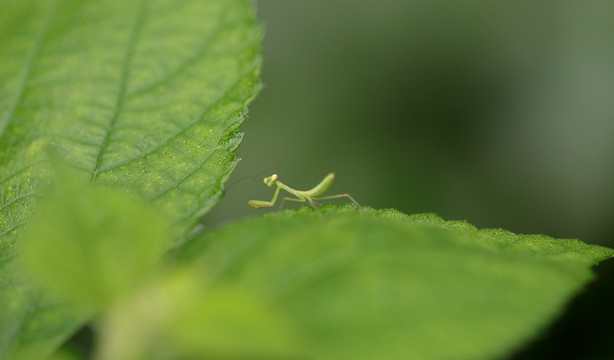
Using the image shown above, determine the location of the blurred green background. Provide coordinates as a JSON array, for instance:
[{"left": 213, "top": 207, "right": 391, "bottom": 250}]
[{"left": 205, "top": 1, "right": 614, "bottom": 358}]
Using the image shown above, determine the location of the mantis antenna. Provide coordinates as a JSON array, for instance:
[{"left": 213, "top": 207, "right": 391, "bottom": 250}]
[
  {"left": 225, "top": 171, "right": 268, "bottom": 192},
  {"left": 248, "top": 173, "right": 361, "bottom": 210}
]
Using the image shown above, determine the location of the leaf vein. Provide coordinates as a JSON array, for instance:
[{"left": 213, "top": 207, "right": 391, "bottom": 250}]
[
  {"left": 0, "top": 160, "right": 45, "bottom": 185},
  {"left": 0, "top": 193, "right": 39, "bottom": 211},
  {"left": 91, "top": 0, "right": 150, "bottom": 181},
  {"left": 0, "top": 0, "right": 60, "bottom": 140},
  {"left": 96, "top": 68, "right": 251, "bottom": 174},
  {"left": 126, "top": 4, "right": 234, "bottom": 100},
  {"left": 0, "top": 221, "right": 29, "bottom": 237}
]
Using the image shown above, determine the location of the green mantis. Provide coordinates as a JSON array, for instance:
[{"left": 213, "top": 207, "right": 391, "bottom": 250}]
[{"left": 248, "top": 173, "right": 361, "bottom": 210}]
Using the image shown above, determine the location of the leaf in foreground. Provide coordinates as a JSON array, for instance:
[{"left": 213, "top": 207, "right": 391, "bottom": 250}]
[
  {"left": 0, "top": 0, "right": 261, "bottom": 358},
  {"left": 21, "top": 169, "right": 169, "bottom": 310},
  {"left": 96, "top": 270, "right": 298, "bottom": 360},
  {"left": 173, "top": 206, "right": 613, "bottom": 360},
  {"left": 11, "top": 165, "right": 170, "bottom": 360}
]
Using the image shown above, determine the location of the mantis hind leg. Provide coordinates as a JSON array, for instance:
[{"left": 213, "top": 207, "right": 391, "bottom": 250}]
[
  {"left": 277, "top": 196, "right": 306, "bottom": 213},
  {"left": 313, "top": 193, "right": 362, "bottom": 209}
]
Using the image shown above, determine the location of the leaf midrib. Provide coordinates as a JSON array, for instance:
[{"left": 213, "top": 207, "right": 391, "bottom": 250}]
[{"left": 91, "top": 0, "right": 150, "bottom": 182}]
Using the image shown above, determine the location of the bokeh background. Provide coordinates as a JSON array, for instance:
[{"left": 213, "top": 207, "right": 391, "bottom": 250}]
[{"left": 205, "top": 1, "right": 614, "bottom": 359}]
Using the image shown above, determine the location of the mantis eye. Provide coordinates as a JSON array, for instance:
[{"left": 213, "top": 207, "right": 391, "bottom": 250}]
[{"left": 264, "top": 174, "right": 278, "bottom": 187}]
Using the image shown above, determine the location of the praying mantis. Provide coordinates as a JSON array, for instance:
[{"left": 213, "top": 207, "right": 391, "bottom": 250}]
[{"left": 248, "top": 173, "right": 361, "bottom": 210}]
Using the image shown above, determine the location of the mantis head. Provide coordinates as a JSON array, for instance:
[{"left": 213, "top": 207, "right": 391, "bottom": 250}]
[{"left": 263, "top": 174, "right": 278, "bottom": 187}]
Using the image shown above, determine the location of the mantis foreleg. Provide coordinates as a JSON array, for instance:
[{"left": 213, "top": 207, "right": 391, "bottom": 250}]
[{"left": 247, "top": 186, "right": 283, "bottom": 208}]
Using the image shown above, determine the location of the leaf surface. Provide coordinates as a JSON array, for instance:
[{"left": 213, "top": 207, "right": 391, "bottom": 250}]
[
  {"left": 0, "top": 0, "right": 261, "bottom": 358},
  {"left": 174, "top": 206, "right": 613, "bottom": 360},
  {"left": 97, "top": 270, "right": 299, "bottom": 360}
]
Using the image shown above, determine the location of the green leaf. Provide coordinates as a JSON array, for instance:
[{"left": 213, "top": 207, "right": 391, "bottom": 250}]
[
  {"left": 97, "top": 269, "right": 299, "bottom": 360},
  {"left": 48, "top": 349, "right": 82, "bottom": 360},
  {"left": 0, "top": 0, "right": 261, "bottom": 358},
  {"left": 21, "top": 167, "right": 169, "bottom": 309},
  {"left": 0, "top": 0, "right": 261, "bottom": 246},
  {"left": 174, "top": 206, "right": 614, "bottom": 360}
]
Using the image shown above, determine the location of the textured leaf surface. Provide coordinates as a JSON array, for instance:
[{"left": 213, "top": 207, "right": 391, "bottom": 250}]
[
  {"left": 0, "top": 0, "right": 261, "bottom": 358},
  {"left": 174, "top": 206, "right": 613, "bottom": 360}
]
